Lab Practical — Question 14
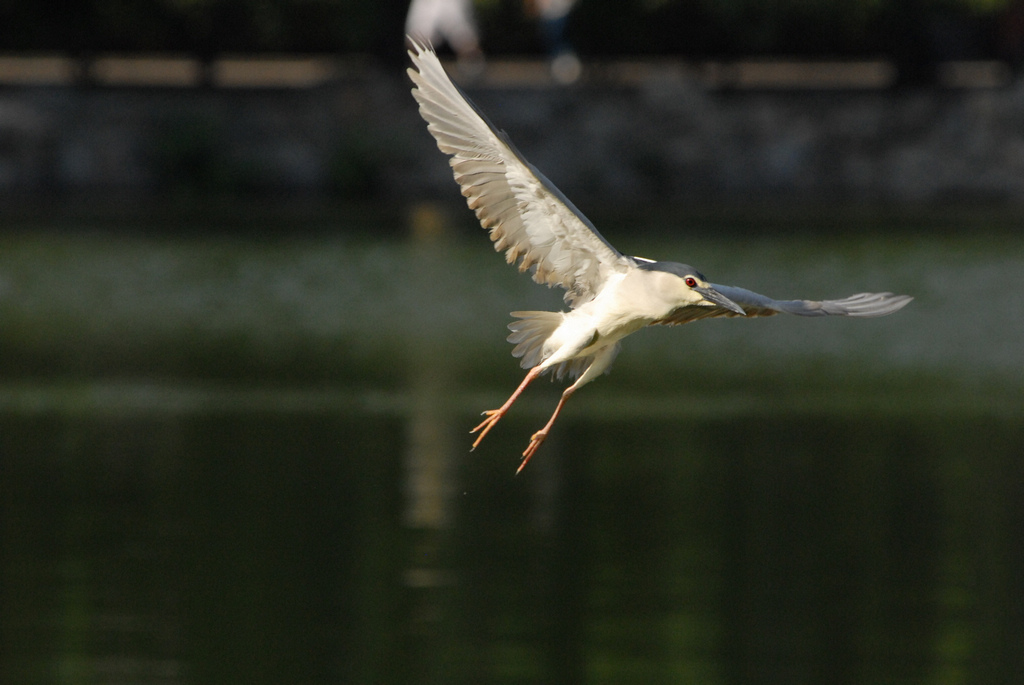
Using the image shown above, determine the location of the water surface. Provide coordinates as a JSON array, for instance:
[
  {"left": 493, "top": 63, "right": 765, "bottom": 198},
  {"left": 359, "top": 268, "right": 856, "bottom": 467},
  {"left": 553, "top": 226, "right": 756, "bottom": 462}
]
[{"left": 1, "top": 217, "right": 1022, "bottom": 683}]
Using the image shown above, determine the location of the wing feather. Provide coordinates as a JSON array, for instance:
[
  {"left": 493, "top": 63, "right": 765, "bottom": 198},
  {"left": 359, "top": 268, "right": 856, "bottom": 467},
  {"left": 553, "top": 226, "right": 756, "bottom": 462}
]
[
  {"left": 655, "top": 286, "right": 913, "bottom": 325},
  {"left": 408, "top": 39, "right": 633, "bottom": 307}
]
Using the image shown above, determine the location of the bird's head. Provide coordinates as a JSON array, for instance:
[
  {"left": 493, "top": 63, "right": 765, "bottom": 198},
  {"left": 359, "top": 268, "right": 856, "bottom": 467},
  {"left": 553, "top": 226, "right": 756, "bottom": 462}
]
[{"left": 634, "top": 259, "right": 746, "bottom": 314}]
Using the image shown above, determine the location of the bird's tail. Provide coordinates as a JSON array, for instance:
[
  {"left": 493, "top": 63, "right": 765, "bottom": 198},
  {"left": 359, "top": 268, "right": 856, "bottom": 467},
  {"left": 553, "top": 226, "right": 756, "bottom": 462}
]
[
  {"left": 507, "top": 311, "right": 563, "bottom": 370},
  {"left": 507, "top": 311, "right": 606, "bottom": 381}
]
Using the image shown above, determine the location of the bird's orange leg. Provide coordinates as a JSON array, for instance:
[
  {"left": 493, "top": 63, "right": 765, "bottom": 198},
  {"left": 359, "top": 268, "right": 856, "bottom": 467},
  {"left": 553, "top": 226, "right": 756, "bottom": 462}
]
[
  {"left": 517, "top": 386, "right": 576, "bottom": 474},
  {"left": 470, "top": 366, "right": 543, "bottom": 451}
]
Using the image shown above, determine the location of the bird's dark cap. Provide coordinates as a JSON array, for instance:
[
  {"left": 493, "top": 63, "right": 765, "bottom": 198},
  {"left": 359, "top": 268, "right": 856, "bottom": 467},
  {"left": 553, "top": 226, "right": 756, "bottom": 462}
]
[{"left": 634, "top": 258, "right": 706, "bottom": 281}]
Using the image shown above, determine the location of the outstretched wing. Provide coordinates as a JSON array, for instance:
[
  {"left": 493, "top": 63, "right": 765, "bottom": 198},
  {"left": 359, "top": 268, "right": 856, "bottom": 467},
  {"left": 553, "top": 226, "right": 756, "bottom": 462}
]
[
  {"left": 654, "top": 286, "right": 913, "bottom": 325},
  {"left": 408, "top": 39, "right": 634, "bottom": 307}
]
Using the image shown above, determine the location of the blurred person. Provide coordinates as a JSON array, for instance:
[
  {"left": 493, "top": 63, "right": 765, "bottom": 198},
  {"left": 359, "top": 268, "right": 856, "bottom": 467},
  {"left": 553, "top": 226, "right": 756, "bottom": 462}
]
[
  {"left": 526, "top": 0, "right": 580, "bottom": 83},
  {"left": 405, "top": 0, "right": 484, "bottom": 76}
]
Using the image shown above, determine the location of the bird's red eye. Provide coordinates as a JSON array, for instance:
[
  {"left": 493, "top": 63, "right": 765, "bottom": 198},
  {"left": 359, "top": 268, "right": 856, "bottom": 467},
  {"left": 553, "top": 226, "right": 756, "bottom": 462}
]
[{"left": 685, "top": 277, "right": 697, "bottom": 287}]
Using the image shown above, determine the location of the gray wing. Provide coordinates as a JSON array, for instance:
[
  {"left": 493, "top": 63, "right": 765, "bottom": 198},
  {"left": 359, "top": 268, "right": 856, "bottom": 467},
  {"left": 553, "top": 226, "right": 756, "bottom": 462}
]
[
  {"left": 408, "top": 39, "right": 634, "bottom": 307},
  {"left": 655, "top": 285, "right": 913, "bottom": 325}
]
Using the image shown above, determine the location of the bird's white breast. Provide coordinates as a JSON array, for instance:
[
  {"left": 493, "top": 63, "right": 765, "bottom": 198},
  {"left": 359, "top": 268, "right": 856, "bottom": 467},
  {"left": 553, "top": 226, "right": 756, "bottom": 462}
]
[{"left": 550, "top": 271, "right": 678, "bottom": 352}]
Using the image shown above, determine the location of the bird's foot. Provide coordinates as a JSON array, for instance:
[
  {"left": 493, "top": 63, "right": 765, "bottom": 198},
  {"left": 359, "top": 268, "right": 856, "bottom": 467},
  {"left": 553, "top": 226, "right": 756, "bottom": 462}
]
[
  {"left": 517, "top": 430, "right": 548, "bottom": 474},
  {"left": 470, "top": 409, "right": 504, "bottom": 451}
]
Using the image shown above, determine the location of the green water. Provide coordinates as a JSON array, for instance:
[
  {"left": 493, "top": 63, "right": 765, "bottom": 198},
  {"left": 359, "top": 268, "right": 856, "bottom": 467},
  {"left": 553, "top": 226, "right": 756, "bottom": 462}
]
[{"left": 1, "top": 218, "right": 1022, "bottom": 683}]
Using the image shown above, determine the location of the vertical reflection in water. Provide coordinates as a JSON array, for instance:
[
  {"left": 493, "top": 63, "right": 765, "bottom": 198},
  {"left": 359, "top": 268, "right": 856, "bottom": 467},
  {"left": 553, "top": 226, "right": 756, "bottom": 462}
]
[
  {"left": 402, "top": 204, "right": 460, "bottom": 682},
  {"left": 532, "top": 434, "right": 588, "bottom": 685}
]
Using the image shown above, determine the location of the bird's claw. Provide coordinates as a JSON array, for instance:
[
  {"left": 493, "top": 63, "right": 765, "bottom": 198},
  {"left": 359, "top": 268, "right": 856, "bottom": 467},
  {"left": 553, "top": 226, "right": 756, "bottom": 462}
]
[
  {"left": 470, "top": 409, "right": 503, "bottom": 451},
  {"left": 516, "top": 430, "right": 548, "bottom": 474},
  {"left": 470, "top": 409, "right": 500, "bottom": 434}
]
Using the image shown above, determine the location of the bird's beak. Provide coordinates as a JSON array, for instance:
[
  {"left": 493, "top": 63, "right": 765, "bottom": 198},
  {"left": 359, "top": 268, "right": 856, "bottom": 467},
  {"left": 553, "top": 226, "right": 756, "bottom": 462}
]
[{"left": 694, "top": 285, "right": 746, "bottom": 315}]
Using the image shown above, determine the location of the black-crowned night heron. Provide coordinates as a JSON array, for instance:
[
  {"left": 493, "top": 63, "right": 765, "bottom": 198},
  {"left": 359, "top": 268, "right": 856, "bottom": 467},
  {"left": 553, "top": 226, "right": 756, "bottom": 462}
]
[{"left": 408, "top": 40, "right": 912, "bottom": 473}]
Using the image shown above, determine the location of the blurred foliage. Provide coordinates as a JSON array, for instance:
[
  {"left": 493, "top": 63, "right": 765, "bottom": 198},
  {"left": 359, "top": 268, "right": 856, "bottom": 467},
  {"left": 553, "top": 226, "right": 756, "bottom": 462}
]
[{"left": 0, "top": 0, "right": 1016, "bottom": 59}]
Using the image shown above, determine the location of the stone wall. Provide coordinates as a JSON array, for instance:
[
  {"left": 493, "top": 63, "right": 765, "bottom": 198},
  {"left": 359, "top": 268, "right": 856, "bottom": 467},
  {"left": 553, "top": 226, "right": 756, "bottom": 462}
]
[{"left": 1, "top": 63, "right": 1023, "bottom": 205}]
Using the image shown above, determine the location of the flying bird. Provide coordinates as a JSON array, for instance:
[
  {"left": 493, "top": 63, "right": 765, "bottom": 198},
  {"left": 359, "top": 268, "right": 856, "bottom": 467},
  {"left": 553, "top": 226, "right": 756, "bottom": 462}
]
[{"left": 407, "top": 40, "right": 912, "bottom": 473}]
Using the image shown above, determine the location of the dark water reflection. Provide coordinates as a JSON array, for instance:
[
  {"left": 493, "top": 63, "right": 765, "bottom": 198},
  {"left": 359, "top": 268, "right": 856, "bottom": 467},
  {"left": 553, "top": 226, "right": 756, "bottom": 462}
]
[{"left": 3, "top": 405, "right": 1022, "bottom": 684}]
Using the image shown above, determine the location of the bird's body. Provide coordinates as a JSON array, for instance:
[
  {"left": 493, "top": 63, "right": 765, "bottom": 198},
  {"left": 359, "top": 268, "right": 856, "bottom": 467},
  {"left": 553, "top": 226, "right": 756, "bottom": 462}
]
[{"left": 407, "top": 40, "right": 912, "bottom": 472}]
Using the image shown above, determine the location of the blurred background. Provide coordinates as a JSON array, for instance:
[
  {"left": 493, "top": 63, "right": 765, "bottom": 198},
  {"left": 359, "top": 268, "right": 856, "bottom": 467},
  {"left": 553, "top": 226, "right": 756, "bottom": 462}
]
[{"left": 2, "top": 1, "right": 1023, "bottom": 684}]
